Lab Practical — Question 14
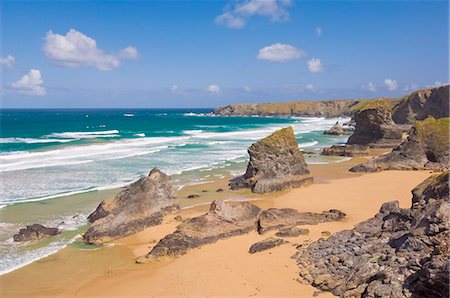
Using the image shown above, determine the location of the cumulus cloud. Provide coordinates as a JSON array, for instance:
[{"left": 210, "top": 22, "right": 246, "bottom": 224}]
[
  {"left": 384, "top": 79, "right": 398, "bottom": 91},
  {"left": 404, "top": 83, "right": 418, "bottom": 92},
  {"left": 315, "top": 27, "right": 322, "bottom": 37},
  {"left": 215, "top": 0, "right": 292, "bottom": 29},
  {"left": 43, "top": 29, "right": 138, "bottom": 71},
  {"left": 207, "top": 84, "right": 220, "bottom": 93},
  {"left": 307, "top": 58, "right": 324, "bottom": 73},
  {"left": 11, "top": 69, "right": 46, "bottom": 96},
  {"left": 257, "top": 43, "right": 305, "bottom": 62},
  {"left": 305, "top": 84, "right": 315, "bottom": 91},
  {"left": 171, "top": 85, "right": 179, "bottom": 91},
  {"left": 362, "top": 82, "right": 377, "bottom": 92},
  {"left": 0, "top": 55, "right": 15, "bottom": 68},
  {"left": 426, "top": 81, "right": 448, "bottom": 88}
]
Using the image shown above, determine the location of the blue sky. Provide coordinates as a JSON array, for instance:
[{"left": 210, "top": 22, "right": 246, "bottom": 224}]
[{"left": 1, "top": 0, "right": 448, "bottom": 108}]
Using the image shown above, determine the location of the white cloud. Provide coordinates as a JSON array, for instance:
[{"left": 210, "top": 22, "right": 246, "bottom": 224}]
[
  {"left": 404, "top": 83, "right": 418, "bottom": 92},
  {"left": 307, "top": 58, "right": 324, "bottom": 73},
  {"left": 207, "top": 84, "right": 220, "bottom": 93},
  {"left": 171, "top": 85, "right": 179, "bottom": 91},
  {"left": 426, "top": 81, "right": 448, "bottom": 88},
  {"left": 44, "top": 29, "right": 138, "bottom": 71},
  {"left": 305, "top": 84, "right": 315, "bottom": 91},
  {"left": 119, "top": 46, "right": 139, "bottom": 60},
  {"left": 315, "top": 27, "right": 322, "bottom": 37},
  {"left": 243, "top": 86, "right": 251, "bottom": 92},
  {"left": 215, "top": 0, "right": 292, "bottom": 29},
  {"left": 11, "top": 69, "right": 46, "bottom": 96},
  {"left": 384, "top": 79, "right": 398, "bottom": 91},
  {"left": 363, "top": 82, "right": 377, "bottom": 92},
  {"left": 257, "top": 43, "right": 305, "bottom": 62},
  {"left": 0, "top": 55, "right": 15, "bottom": 68}
]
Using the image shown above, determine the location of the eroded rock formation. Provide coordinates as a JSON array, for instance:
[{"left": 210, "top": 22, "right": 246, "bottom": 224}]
[
  {"left": 13, "top": 224, "right": 60, "bottom": 242},
  {"left": 324, "top": 122, "right": 344, "bottom": 135},
  {"left": 84, "top": 168, "right": 179, "bottom": 244},
  {"left": 229, "top": 126, "right": 313, "bottom": 193},
  {"left": 249, "top": 237, "right": 287, "bottom": 254}
]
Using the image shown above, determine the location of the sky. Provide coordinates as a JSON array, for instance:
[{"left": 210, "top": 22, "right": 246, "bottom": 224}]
[{"left": 0, "top": 0, "right": 448, "bottom": 108}]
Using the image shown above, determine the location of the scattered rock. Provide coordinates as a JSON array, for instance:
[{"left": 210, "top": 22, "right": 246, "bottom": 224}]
[
  {"left": 320, "top": 231, "right": 331, "bottom": 237},
  {"left": 321, "top": 144, "right": 369, "bottom": 157},
  {"left": 275, "top": 227, "right": 309, "bottom": 237},
  {"left": 83, "top": 168, "right": 179, "bottom": 244},
  {"left": 174, "top": 215, "right": 183, "bottom": 222},
  {"left": 216, "top": 188, "right": 224, "bottom": 192},
  {"left": 13, "top": 224, "right": 60, "bottom": 242},
  {"left": 295, "top": 171, "right": 449, "bottom": 298},
  {"left": 201, "top": 190, "right": 208, "bottom": 193},
  {"left": 347, "top": 100, "right": 403, "bottom": 148},
  {"left": 186, "top": 194, "right": 200, "bottom": 199},
  {"left": 249, "top": 237, "right": 287, "bottom": 254},
  {"left": 138, "top": 200, "right": 262, "bottom": 261},
  {"left": 323, "top": 121, "right": 344, "bottom": 135},
  {"left": 229, "top": 126, "right": 313, "bottom": 193},
  {"left": 258, "top": 208, "right": 345, "bottom": 234},
  {"left": 350, "top": 117, "right": 449, "bottom": 172}
]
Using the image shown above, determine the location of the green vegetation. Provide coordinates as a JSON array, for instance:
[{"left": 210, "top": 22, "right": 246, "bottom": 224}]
[
  {"left": 350, "top": 97, "right": 400, "bottom": 113},
  {"left": 414, "top": 117, "right": 450, "bottom": 156}
]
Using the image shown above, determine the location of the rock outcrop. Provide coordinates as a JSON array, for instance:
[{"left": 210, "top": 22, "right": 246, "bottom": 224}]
[
  {"left": 249, "top": 237, "right": 287, "bottom": 254},
  {"left": 258, "top": 208, "right": 346, "bottom": 234},
  {"left": 275, "top": 227, "right": 309, "bottom": 237},
  {"left": 84, "top": 168, "right": 179, "bottom": 244},
  {"left": 13, "top": 224, "right": 60, "bottom": 242},
  {"left": 392, "top": 85, "right": 450, "bottom": 124},
  {"left": 229, "top": 126, "right": 313, "bottom": 193},
  {"left": 347, "top": 100, "right": 403, "bottom": 148},
  {"left": 137, "top": 200, "right": 262, "bottom": 261},
  {"left": 350, "top": 117, "right": 450, "bottom": 172},
  {"left": 321, "top": 144, "right": 369, "bottom": 157},
  {"left": 324, "top": 122, "right": 345, "bottom": 135},
  {"left": 296, "top": 171, "right": 449, "bottom": 298}
]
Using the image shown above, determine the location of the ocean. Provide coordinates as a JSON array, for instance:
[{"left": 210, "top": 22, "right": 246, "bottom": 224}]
[{"left": 0, "top": 109, "right": 350, "bottom": 275}]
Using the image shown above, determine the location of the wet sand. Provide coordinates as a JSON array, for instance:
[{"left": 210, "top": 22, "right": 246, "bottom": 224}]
[{"left": 0, "top": 158, "right": 433, "bottom": 297}]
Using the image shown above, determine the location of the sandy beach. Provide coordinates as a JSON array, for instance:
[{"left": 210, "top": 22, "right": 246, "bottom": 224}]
[{"left": 0, "top": 158, "right": 433, "bottom": 297}]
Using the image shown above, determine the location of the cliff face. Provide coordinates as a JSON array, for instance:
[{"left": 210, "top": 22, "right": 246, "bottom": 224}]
[{"left": 392, "top": 85, "right": 449, "bottom": 124}]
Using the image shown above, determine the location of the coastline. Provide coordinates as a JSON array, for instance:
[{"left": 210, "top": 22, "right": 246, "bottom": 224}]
[{"left": 0, "top": 158, "right": 433, "bottom": 297}]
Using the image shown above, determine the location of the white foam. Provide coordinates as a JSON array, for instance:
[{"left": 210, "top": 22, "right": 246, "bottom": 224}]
[
  {"left": 0, "top": 138, "right": 75, "bottom": 144},
  {"left": 299, "top": 141, "right": 319, "bottom": 148},
  {"left": 123, "top": 113, "right": 135, "bottom": 117},
  {"left": 45, "top": 130, "right": 120, "bottom": 139}
]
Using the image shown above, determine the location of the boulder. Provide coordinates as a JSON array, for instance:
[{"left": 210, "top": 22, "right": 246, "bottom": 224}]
[
  {"left": 347, "top": 100, "right": 403, "bottom": 148},
  {"left": 83, "top": 168, "right": 179, "bottom": 244},
  {"left": 275, "top": 227, "right": 309, "bottom": 237},
  {"left": 350, "top": 117, "right": 449, "bottom": 172},
  {"left": 323, "top": 121, "right": 344, "bottom": 135},
  {"left": 392, "top": 85, "right": 450, "bottom": 124},
  {"left": 13, "top": 224, "right": 60, "bottom": 242},
  {"left": 137, "top": 200, "right": 262, "bottom": 261},
  {"left": 258, "top": 208, "right": 346, "bottom": 234},
  {"left": 229, "top": 126, "right": 313, "bottom": 193},
  {"left": 249, "top": 237, "right": 287, "bottom": 254},
  {"left": 295, "top": 171, "right": 449, "bottom": 298},
  {"left": 321, "top": 144, "right": 369, "bottom": 157}
]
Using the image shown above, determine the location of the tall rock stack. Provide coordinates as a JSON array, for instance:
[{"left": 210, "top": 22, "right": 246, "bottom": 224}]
[
  {"left": 84, "top": 168, "right": 179, "bottom": 244},
  {"left": 230, "top": 126, "right": 313, "bottom": 193}
]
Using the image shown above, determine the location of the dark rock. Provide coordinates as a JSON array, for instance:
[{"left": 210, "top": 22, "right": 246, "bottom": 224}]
[
  {"left": 275, "top": 227, "right": 309, "bottom": 237},
  {"left": 201, "top": 190, "right": 208, "bottom": 193},
  {"left": 187, "top": 194, "right": 200, "bottom": 199},
  {"left": 350, "top": 117, "right": 449, "bottom": 172},
  {"left": 249, "top": 237, "right": 287, "bottom": 254},
  {"left": 13, "top": 224, "right": 60, "bottom": 242},
  {"left": 295, "top": 171, "right": 449, "bottom": 298},
  {"left": 323, "top": 121, "right": 344, "bottom": 135},
  {"left": 84, "top": 168, "right": 179, "bottom": 244},
  {"left": 216, "top": 188, "right": 224, "bottom": 192},
  {"left": 321, "top": 144, "right": 369, "bottom": 157},
  {"left": 137, "top": 200, "right": 262, "bottom": 261},
  {"left": 229, "top": 126, "right": 313, "bottom": 193},
  {"left": 347, "top": 100, "right": 403, "bottom": 148},
  {"left": 258, "top": 208, "right": 346, "bottom": 234},
  {"left": 392, "top": 85, "right": 449, "bottom": 124}
]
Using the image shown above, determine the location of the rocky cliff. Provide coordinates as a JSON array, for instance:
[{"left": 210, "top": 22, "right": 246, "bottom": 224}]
[
  {"left": 84, "top": 168, "right": 179, "bottom": 244},
  {"left": 392, "top": 85, "right": 449, "bottom": 124},
  {"left": 350, "top": 117, "right": 450, "bottom": 172},
  {"left": 296, "top": 171, "right": 449, "bottom": 298},
  {"left": 229, "top": 126, "right": 313, "bottom": 193}
]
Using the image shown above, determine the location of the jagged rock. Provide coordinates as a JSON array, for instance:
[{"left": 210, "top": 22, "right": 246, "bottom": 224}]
[
  {"left": 321, "top": 144, "right": 369, "bottom": 157},
  {"left": 258, "top": 208, "right": 346, "bottom": 234},
  {"left": 324, "top": 122, "right": 344, "bottom": 135},
  {"left": 393, "top": 85, "right": 450, "bottom": 124},
  {"left": 295, "top": 172, "right": 449, "bottom": 298},
  {"left": 350, "top": 117, "right": 449, "bottom": 172},
  {"left": 13, "top": 224, "right": 60, "bottom": 242},
  {"left": 249, "top": 237, "right": 287, "bottom": 254},
  {"left": 83, "top": 168, "right": 179, "bottom": 244},
  {"left": 186, "top": 194, "right": 200, "bottom": 199},
  {"left": 229, "top": 126, "right": 313, "bottom": 193},
  {"left": 137, "top": 200, "right": 262, "bottom": 261},
  {"left": 347, "top": 100, "right": 403, "bottom": 148},
  {"left": 275, "top": 227, "right": 309, "bottom": 237}
]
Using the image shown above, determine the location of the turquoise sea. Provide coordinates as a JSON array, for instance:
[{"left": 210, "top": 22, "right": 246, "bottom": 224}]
[{"left": 0, "top": 109, "right": 350, "bottom": 274}]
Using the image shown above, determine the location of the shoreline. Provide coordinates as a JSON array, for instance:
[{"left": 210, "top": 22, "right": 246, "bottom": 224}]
[{"left": 0, "top": 156, "right": 434, "bottom": 297}]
